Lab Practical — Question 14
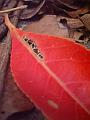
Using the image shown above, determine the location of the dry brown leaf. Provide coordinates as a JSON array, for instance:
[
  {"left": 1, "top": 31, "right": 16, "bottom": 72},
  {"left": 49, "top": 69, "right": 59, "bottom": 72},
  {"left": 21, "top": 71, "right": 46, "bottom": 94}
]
[
  {"left": 66, "top": 8, "right": 89, "bottom": 18},
  {"left": 20, "top": 0, "right": 46, "bottom": 20},
  {"left": 0, "top": 68, "right": 34, "bottom": 120},
  {"left": 81, "top": 14, "right": 90, "bottom": 31},
  {"left": 23, "top": 15, "right": 69, "bottom": 37}
]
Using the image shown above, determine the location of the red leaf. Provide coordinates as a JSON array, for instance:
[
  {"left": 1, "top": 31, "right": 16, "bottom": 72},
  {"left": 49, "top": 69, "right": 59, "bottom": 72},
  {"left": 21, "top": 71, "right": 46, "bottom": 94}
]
[{"left": 5, "top": 14, "right": 90, "bottom": 120}]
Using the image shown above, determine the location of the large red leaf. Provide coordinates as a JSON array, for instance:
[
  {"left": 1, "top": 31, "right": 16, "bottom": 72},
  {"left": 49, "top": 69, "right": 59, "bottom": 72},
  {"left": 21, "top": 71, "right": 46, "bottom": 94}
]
[{"left": 5, "top": 14, "right": 90, "bottom": 120}]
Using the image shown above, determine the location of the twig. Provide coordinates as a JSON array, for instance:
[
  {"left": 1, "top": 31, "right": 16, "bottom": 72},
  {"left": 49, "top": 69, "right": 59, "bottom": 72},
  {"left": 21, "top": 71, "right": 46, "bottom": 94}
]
[{"left": 0, "top": 5, "right": 27, "bottom": 14}]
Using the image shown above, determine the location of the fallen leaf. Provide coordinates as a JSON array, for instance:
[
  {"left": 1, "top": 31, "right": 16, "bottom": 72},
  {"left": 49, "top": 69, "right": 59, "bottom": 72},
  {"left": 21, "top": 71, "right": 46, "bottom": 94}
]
[
  {"left": 23, "top": 15, "right": 69, "bottom": 38},
  {"left": 81, "top": 14, "right": 90, "bottom": 31},
  {"left": 5, "top": 14, "right": 90, "bottom": 120},
  {"left": 57, "top": 16, "right": 83, "bottom": 29},
  {"left": 0, "top": 67, "right": 34, "bottom": 120},
  {"left": 66, "top": 8, "right": 89, "bottom": 18},
  {"left": 20, "top": 0, "right": 46, "bottom": 20}
]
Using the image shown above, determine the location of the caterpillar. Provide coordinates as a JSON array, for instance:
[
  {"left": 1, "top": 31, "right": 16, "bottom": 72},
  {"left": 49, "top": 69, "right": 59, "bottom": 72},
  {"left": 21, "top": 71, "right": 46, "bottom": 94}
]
[{"left": 23, "top": 36, "right": 43, "bottom": 59}]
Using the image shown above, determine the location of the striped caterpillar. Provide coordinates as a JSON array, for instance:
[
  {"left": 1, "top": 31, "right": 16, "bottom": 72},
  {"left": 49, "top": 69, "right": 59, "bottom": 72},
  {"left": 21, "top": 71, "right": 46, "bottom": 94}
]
[{"left": 23, "top": 36, "right": 43, "bottom": 59}]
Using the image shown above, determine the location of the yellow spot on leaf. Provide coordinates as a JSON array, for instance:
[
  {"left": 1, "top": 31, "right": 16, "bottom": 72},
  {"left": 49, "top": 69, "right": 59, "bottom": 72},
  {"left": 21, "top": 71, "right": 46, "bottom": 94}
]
[{"left": 48, "top": 100, "right": 59, "bottom": 109}]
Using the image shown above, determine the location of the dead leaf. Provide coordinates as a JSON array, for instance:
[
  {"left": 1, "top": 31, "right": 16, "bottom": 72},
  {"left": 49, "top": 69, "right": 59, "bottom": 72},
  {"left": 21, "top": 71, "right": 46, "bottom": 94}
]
[
  {"left": 81, "top": 14, "right": 90, "bottom": 31},
  {"left": 66, "top": 8, "right": 89, "bottom": 18},
  {"left": 20, "top": 0, "right": 46, "bottom": 20},
  {"left": 23, "top": 15, "right": 69, "bottom": 38}
]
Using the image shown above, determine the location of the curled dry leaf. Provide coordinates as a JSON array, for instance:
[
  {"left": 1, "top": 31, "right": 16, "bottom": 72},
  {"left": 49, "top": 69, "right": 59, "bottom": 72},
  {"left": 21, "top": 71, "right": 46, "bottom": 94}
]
[
  {"left": 81, "top": 14, "right": 90, "bottom": 31},
  {"left": 66, "top": 7, "right": 89, "bottom": 18},
  {"left": 51, "top": 0, "right": 90, "bottom": 9},
  {"left": 20, "top": 0, "right": 46, "bottom": 20}
]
